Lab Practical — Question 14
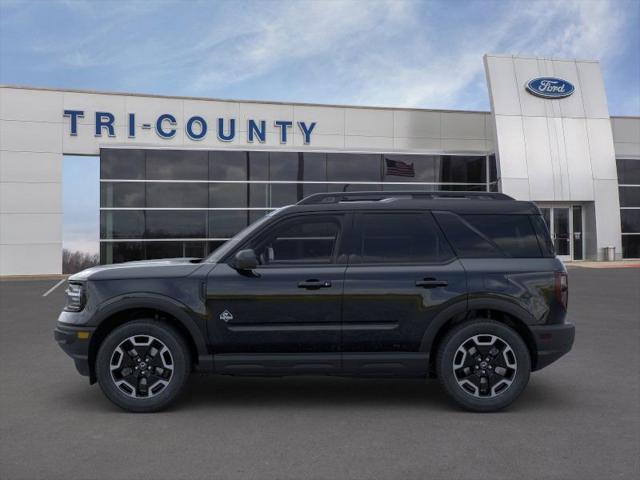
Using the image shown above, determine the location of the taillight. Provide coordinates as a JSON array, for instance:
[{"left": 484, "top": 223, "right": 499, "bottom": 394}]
[{"left": 555, "top": 272, "right": 568, "bottom": 310}]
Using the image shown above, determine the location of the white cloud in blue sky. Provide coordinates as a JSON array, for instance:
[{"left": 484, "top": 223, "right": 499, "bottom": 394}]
[
  {"left": 1, "top": 0, "right": 639, "bottom": 254},
  {"left": 1, "top": 0, "right": 638, "bottom": 113}
]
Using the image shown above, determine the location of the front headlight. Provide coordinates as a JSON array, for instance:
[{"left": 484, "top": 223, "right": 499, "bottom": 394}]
[{"left": 64, "top": 283, "right": 85, "bottom": 312}]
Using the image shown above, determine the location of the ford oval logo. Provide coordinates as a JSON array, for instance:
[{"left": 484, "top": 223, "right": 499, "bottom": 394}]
[{"left": 526, "top": 77, "right": 575, "bottom": 99}]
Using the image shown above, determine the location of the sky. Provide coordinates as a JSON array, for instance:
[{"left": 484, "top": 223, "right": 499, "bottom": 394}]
[{"left": 1, "top": 0, "right": 639, "bottom": 254}]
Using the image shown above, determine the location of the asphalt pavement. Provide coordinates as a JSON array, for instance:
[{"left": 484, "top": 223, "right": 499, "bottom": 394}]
[{"left": 0, "top": 266, "right": 638, "bottom": 480}]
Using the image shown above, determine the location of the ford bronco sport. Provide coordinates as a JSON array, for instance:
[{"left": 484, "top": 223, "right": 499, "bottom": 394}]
[{"left": 55, "top": 191, "right": 574, "bottom": 412}]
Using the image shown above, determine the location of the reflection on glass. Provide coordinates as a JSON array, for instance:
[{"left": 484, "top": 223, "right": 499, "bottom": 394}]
[
  {"left": 100, "top": 211, "right": 145, "bottom": 239},
  {"left": 100, "top": 149, "right": 145, "bottom": 179},
  {"left": 553, "top": 208, "right": 570, "bottom": 256},
  {"left": 209, "top": 210, "right": 249, "bottom": 238},
  {"left": 269, "top": 152, "right": 300, "bottom": 181},
  {"left": 147, "top": 183, "right": 208, "bottom": 208},
  {"left": 327, "top": 153, "right": 381, "bottom": 182},
  {"left": 146, "top": 150, "right": 208, "bottom": 180},
  {"left": 100, "top": 183, "right": 145, "bottom": 208},
  {"left": 209, "top": 183, "right": 248, "bottom": 208},
  {"left": 146, "top": 211, "right": 207, "bottom": 238},
  {"left": 210, "top": 151, "right": 247, "bottom": 180}
]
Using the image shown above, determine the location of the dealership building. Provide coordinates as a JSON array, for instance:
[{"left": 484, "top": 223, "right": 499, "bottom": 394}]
[{"left": 1, "top": 54, "right": 639, "bottom": 275}]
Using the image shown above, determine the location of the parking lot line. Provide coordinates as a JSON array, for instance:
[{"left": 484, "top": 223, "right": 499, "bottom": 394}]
[{"left": 42, "top": 278, "right": 66, "bottom": 297}]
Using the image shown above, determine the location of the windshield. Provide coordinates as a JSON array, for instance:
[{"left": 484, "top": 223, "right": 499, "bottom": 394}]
[{"left": 202, "top": 207, "right": 288, "bottom": 263}]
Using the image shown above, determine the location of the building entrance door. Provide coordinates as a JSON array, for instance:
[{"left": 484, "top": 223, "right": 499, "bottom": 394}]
[{"left": 538, "top": 205, "right": 583, "bottom": 262}]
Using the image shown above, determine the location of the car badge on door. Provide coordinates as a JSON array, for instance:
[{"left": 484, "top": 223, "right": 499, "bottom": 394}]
[{"left": 219, "top": 310, "right": 233, "bottom": 322}]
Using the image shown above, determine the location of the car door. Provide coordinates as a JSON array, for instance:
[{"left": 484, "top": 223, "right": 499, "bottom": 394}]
[
  {"left": 341, "top": 211, "right": 467, "bottom": 374},
  {"left": 206, "top": 212, "right": 350, "bottom": 372}
]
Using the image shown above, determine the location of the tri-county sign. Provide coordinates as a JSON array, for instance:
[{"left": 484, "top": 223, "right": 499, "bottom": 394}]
[
  {"left": 63, "top": 110, "right": 317, "bottom": 144},
  {"left": 526, "top": 77, "right": 575, "bottom": 99}
]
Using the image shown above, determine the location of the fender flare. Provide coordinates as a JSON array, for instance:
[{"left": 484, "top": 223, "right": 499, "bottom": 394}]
[
  {"left": 419, "top": 295, "right": 536, "bottom": 354},
  {"left": 90, "top": 293, "right": 209, "bottom": 360}
]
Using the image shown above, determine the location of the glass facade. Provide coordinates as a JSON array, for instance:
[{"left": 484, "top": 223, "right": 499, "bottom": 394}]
[
  {"left": 100, "top": 149, "right": 498, "bottom": 264},
  {"left": 617, "top": 158, "right": 640, "bottom": 258}
]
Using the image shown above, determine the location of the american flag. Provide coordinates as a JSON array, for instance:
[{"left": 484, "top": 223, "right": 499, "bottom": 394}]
[{"left": 385, "top": 158, "right": 415, "bottom": 177}]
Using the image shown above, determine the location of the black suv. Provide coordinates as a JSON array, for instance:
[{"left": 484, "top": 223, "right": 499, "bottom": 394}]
[{"left": 55, "top": 191, "right": 574, "bottom": 412}]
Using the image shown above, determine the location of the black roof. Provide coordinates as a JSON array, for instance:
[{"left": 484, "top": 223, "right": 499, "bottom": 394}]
[{"left": 281, "top": 191, "right": 540, "bottom": 215}]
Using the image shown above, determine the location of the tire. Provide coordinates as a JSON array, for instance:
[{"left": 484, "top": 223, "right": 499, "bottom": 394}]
[
  {"left": 96, "top": 319, "right": 190, "bottom": 413},
  {"left": 436, "top": 319, "right": 530, "bottom": 412}
]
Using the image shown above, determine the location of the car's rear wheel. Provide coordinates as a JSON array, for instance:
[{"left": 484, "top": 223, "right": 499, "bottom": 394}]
[
  {"left": 96, "top": 320, "right": 190, "bottom": 412},
  {"left": 436, "top": 319, "right": 530, "bottom": 412}
]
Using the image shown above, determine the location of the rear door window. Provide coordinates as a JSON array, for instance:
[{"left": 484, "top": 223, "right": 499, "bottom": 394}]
[{"left": 354, "top": 212, "right": 454, "bottom": 264}]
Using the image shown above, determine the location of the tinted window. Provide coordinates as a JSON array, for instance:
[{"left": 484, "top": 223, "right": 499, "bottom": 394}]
[
  {"left": 462, "top": 214, "right": 542, "bottom": 258},
  {"left": 146, "top": 150, "right": 208, "bottom": 180},
  {"left": 100, "top": 149, "right": 145, "bottom": 179},
  {"left": 209, "top": 210, "right": 248, "bottom": 238},
  {"left": 434, "top": 212, "right": 503, "bottom": 258},
  {"left": 621, "top": 210, "right": 640, "bottom": 233},
  {"left": 145, "top": 210, "right": 206, "bottom": 238},
  {"left": 248, "top": 152, "right": 269, "bottom": 181},
  {"left": 145, "top": 241, "right": 206, "bottom": 259},
  {"left": 619, "top": 187, "right": 640, "bottom": 207},
  {"left": 253, "top": 216, "right": 341, "bottom": 265},
  {"left": 357, "top": 213, "right": 454, "bottom": 264},
  {"left": 147, "top": 183, "right": 208, "bottom": 208},
  {"left": 100, "top": 211, "right": 145, "bottom": 239},
  {"left": 531, "top": 214, "right": 555, "bottom": 257},
  {"left": 100, "top": 182, "right": 144, "bottom": 208},
  {"left": 622, "top": 236, "right": 640, "bottom": 258},
  {"left": 269, "top": 152, "right": 300, "bottom": 181},
  {"left": 100, "top": 242, "right": 144, "bottom": 264},
  {"left": 327, "top": 153, "right": 381, "bottom": 182},
  {"left": 440, "top": 156, "right": 486, "bottom": 184},
  {"left": 617, "top": 159, "right": 640, "bottom": 184},
  {"left": 209, "top": 183, "right": 248, "bottom": 208},
  {"left": 209, "top": 151, "right": 247, "bottom": 180},
  {"left": 302, "top": 153, "right": 327, "bottom": 181}
]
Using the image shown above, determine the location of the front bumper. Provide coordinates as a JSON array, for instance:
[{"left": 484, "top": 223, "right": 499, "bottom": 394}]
[
  {"left": 530, "top": 321, "right": 575, "bottom": 371},
  {"left": 54, "top": 323, "right": 95, "bottom": 377}
]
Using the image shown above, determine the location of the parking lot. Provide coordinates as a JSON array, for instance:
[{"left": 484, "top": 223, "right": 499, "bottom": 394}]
[{"left": 0, "top": 266, "right": 638, "bottom": 480}]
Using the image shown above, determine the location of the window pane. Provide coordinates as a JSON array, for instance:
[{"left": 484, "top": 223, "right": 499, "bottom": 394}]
[
  {"left": 249, "top": 183, "right": 269, "bottom": 208},
  {"left": 147, "top": 183, "right": 208, "bottom": 208},
  {"left": 383, "top": 155, "right": 438, "bottom": 182},
  {"left": 210, "top": 183, "right": 248, "bottom": 208},
  {"left": 145, "top": 241, "right": 183, "bottom": 259},
  {"left": 145, "top": 210, "right": 206, "bottom": 238},
  {"left": 209, "top": 151, "right": 247, "bottom": 180},
  {"left": 270, "top": 183, "right": 301, "bottom": 207},
  {"left": 269, "top": 152, "right": 300, "bottom": 181},
  {"left": 622, "top": 235, "right": 640, "bottom": 258},
  {"left": 489, "top": 154, "right": 498, "bottom": 182},
  {"left": 100, "top": 242, "right": 144, "bottom": 264},
  {"left": 621, "top": 210, "right": 640, "bottom": 233},
  {"left": 254, "top": 216, "right": 340, "bottom": 265},
  {"left": 100, "top": 211, "right": 144, "bottom": 239},
  {"left": 439, "top": 155, "right": 486, "bottom": 184},
  {"left": 302, "top": 153, "right": 327, "bottom": 181},
  {"left": 146, "top": 150, "right": 208, "bottom": 180},
  {"left": 531, "top": 213, "right": 555, "bottom": 257},
  {"left": 358, "top": 213, "right": 453, "bottom": 263},
  {"left": 100, "top": 149, "right": 145, "bottom": 179},
  {"left": 462, "top": 215, "right": 542, "bottom": 257},
  {"left": 617, "top": 159, "right": 640, "bottom": 184},
  {"left": 249, "top": 152, "right": 269, "bottom": 181},
  {"left": 100, "top": 182, "right": 144, "bottom": 208},
  {"left": 434, "top": 212, "right": 503, "bottom": 258},
  {"left": 327, "top": 153, "right": 381, "bottom": 182},
  {"left": 209, "top": 210, "right": 249, "bottom": 238},
  {"left": 619, "top": 187, "right": 640, "bottom": 207}
]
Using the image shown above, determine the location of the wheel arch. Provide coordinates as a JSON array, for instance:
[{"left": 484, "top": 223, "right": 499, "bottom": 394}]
[
  {"left": 421, "top": 297, "right": 539, "bottom": 375},
  {"left": 87, "top": 295, "right": 209, "bottom": 383}
]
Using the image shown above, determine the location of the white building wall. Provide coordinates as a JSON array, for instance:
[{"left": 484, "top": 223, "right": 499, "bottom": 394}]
[
  {"left": 484, "top": 54, "right": 622, "bottom": 260},
  {"left": 0, "top": 85, "right": 492, "bottom": 275}
]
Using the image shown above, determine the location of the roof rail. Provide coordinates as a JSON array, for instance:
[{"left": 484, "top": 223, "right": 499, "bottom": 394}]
[{"left": 296, "top": 190, "right": 513, "bottom": 205}]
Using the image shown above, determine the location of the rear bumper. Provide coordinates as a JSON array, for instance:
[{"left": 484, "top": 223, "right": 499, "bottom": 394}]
[
  {"left": 530, "top": 322, "right": 575, "bottom": 371},
  {"left": 54, "top": 323, "right": 95, "bottom": 377}
]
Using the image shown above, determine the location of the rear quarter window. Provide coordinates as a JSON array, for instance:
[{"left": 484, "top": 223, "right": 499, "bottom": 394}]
[{"left": 434, "top": 212, "right": 545, "bottom": 258}]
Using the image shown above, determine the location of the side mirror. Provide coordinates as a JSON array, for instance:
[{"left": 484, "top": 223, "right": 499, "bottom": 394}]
[{"left": 232, "top": 249, "right": 258, "bottom": 271}]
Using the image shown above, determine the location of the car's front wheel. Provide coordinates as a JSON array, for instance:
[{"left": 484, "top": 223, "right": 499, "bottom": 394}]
[
  {"left": 96, "top": 320, "right": 190, "bottom": 412},
  {"left": 436, "top": 319, "right": 531, "bottom": 412}
]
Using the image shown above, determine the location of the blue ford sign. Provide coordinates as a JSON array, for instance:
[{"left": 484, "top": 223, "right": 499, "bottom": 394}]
[{"left": 526, "top": 77, "right": 575, "bottom": 99}]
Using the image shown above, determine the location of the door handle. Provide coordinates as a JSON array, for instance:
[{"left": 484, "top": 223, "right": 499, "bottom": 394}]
[
  {"left": 298, "top": 279, "right": 332, "bottom": 290},
  {"left": 415, "top": 278, "right": 448, "bottom": 288}
]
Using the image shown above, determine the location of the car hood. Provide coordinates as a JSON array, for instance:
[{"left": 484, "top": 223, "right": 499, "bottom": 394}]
[{"left": 68, "top": 258, "right": 206, "bottom": 281}]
